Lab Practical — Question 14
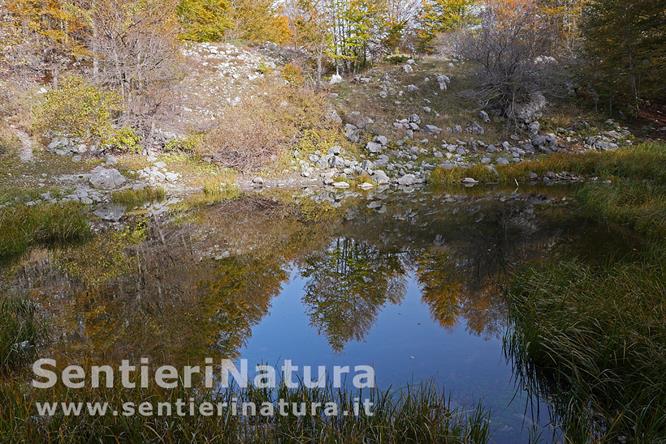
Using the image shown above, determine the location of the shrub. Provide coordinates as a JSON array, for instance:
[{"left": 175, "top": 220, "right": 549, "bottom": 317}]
[
  {"left": 103, "top": 127, "right": 142, "bottom": 153},
  {"left": 459, "top": 0, "right": 558, "bottom": 116},
  {"left": 164, "top": 134, "right": 203, "bottom": 154},
  {"left": 281, "top": 63, "right": 304, "bottom": 85},
  {"left": 33, "top": 76, "right": 121, "bottom": 142},
  {"left": 202, "top": 83, "right": 332, "bottom": 172}
]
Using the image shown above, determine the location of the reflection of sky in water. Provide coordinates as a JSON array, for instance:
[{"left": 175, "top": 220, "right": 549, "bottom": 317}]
[{"left": 241, "top": 268, "right": 553, "bottom": 444}]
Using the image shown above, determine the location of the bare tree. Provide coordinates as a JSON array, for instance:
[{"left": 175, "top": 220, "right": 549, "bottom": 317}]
[
  {"left": 91, "top": 0, "right": 181, "bottom": 133},
  {"left": 459, "top": 0, "right": 557, "bottom": 119}
]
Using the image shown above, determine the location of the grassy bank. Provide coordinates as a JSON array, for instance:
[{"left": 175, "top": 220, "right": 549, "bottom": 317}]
[
  {"left": 504, "top": 142, "right": 666, "bottom": 441},
  {"left": 431, "top": 142, "right": 666, "bottom": 186},
  {"left": 0, "top": 203, "right": 91, "bottom": 260}
]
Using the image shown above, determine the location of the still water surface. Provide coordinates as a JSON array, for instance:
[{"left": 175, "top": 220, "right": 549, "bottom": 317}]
[{"left": 6, "top": 188, "right": 612, "bottom": 442}]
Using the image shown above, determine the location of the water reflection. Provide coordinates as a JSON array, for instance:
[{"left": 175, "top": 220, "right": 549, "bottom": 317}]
[
  {"left": 301, "top": 237, "right": 406, "bottom": 351},
  {"left": 3, "top": 190, "right": 606, "bottom": 441},
  {"left": 1, "top": 191, "right": 577, "bottom": 363}
]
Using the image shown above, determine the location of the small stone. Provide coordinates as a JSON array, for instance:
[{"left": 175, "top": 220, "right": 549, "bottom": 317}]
[
  {"left": 94, "top": 205, "right": 126, "bottom": 222},
  {"left": 333, "top": 181, "right": 350, "bottom": 189},
  {"left": 375, "top": 135, "right": 389, "bottom": 146}
]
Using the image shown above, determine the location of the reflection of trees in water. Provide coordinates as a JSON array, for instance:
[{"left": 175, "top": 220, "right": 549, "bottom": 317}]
[
  {"left": 4, "top": 194, "right": 583, "bottom": 364},
  {"left": 300, "top": 237, "right": 406, "bottom": 352},
  {"left": 4, "top": 217, "right": 289, "bottom": 366},
  {"left": 411, "top": 205, "right": 538, "bottom": 338},
  {"left": 205, "top": 258, "right": 286, "bottom": 358},
  {"left": 414, "top": 249, "right": 505, "bottom": 338}
]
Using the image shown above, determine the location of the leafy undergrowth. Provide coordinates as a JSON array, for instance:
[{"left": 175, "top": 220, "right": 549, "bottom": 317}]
[
  {"left": 0, "top": 381, "right": 490, "bottom": 444},
  {"left": 431, "top": 142, "right": 666, "bottom": 186},
  {"left": 505, "top": 143, "right": 666, "bottom": 441},
  {"left": 0, "top": 203, "right": 91, "bottom": 260}
]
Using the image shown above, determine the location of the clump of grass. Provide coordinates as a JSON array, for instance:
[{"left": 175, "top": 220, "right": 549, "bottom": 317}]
[
  {"left": 576, "top": 180, "right": 666, "bottom": 238},
  {"left": 111, "top": 187, "right": 166, "bottom": 207},
  {"left": 430, "top": 143, "right": 666, "bottom": 186},
  {"left": 506, "top": 254, "right": 666, "bottom": 442},
  {"left": 0, "top": 297, "right": 45, "bottom": 375},
  {"left": 0, "top": 382, "right": 490, "bottom": 443},
  {"left": 430, "top": 164, "right": 499, "bottom": 185},
  {"left": 0, "top": 203, "right": 91, "bottom": 259},
  {"left": 202, "top": 178, "right": 240, "bottom": 199}
]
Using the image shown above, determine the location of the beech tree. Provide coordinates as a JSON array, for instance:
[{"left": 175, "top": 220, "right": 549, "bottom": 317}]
[
  {"left": 5, "top": 0, "right": 91, "bottom": 85},
  {"left": 177, "top": 0, "right": 232, "bottom": 42},
  {"left": 91, "top": 0, "right": 181, "bottom": 129},
  {"left": 229, "top": 0, "right": 292, "bottom": 44},
  {"left": 416, "top": 0, "right": 475, "bottom": 53},
  {"left": 290, "top": 0, "right": 331, "bottom": 84}
]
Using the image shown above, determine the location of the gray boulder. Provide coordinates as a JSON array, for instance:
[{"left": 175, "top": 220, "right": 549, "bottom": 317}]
[
  {"left": 366, "top": 141, "right": 384, "bottom": 154},
  {"left": 397, "top": 174, "right": 417, "bottom": 187},
  {"left": 94, "top": 205, "right": 126, "bottom": 222},
  {"left": 89, "top": 167, "right": 127, "bottom": 190},
  {"left": 372, "top": 170, "right": 390, "bottom": 185},
  {"left": 344, "top": 124, "right": 361, "bottom": 143}
]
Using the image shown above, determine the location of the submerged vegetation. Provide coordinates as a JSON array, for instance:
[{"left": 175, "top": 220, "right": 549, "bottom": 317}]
[{"left": 0, "top": 203, "right": 91, "bottom": 260}]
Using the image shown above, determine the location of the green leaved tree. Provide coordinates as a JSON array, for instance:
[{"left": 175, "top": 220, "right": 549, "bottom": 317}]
[
  {"left": 177, "top": 0, "right": 232, "bottom": 42},
  {"left": 581, "top": 0, "right": 665, "bottom": 114},
  {"left": 417, "top": 0, "right": 474, "bottom": 53}
]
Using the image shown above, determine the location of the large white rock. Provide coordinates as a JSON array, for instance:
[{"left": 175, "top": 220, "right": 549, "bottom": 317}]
[{"left": 89, "top": 166, "right": 127, "bottom": 190}]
